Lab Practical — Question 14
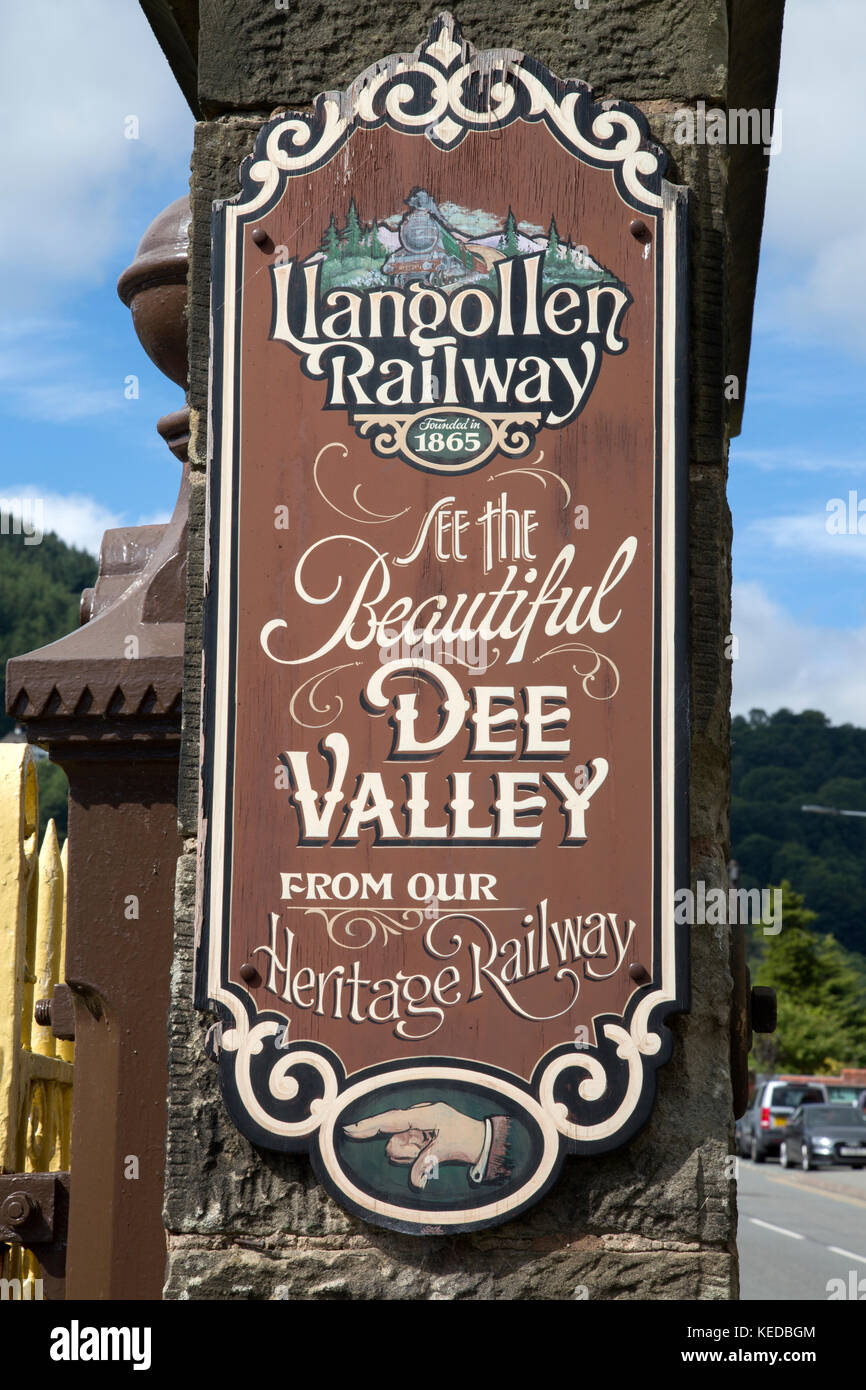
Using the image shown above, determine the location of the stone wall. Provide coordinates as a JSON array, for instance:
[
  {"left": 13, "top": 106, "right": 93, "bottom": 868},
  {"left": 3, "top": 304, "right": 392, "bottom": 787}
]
[{"left": 163, "top": 0, "right": 774, "bottom": 1300}]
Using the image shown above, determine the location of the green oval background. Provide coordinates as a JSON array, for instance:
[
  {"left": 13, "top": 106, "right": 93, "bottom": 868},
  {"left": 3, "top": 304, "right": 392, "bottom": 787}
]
[
  {"left": 407, "top": 412, "right": 493, "bottom": 466},
  {"left": 335, "top": 1078, "right": 540, "bottom": 1210}
]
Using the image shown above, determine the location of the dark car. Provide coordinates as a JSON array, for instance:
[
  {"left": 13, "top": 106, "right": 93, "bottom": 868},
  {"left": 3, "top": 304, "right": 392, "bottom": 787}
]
[
  {"left": 780, "top": 1104, "right": 866, "bottom": 1171},
  {"left": 737, "top": 1080, "right": 827, "bottom": 1162}
]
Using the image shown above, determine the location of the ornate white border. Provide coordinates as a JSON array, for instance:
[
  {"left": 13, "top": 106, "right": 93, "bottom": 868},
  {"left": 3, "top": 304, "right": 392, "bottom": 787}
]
[
  {"left": 198, "top": 11, "right": 688, "bottom": 1231},
  {"left": 228, "top": 11, "right": 666, "bottom": 220}
]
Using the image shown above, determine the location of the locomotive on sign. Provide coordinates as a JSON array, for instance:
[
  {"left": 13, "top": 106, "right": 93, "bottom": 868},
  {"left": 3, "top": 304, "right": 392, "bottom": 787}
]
[{"left": 382, "top": 188, "right": 483, "bottom": 287}]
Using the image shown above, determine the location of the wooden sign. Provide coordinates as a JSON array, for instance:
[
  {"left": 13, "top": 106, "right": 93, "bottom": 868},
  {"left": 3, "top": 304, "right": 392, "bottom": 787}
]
[{"left": 198, "top": 13, "right": 689, "bottom": 1233}]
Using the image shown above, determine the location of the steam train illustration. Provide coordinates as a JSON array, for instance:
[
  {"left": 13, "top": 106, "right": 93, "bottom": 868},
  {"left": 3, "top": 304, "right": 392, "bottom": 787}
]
[{"left": 382, "top": 187, "right": 484, "bottom": 288}]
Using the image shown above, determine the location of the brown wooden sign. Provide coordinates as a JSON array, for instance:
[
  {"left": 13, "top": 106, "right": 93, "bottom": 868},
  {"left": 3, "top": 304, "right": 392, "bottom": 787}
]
[{"left": 198, "top": 13, "right": 688, "bottom": 1233}]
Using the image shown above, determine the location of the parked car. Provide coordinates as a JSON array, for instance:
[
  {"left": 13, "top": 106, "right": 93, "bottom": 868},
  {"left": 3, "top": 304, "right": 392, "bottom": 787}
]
[
  {"left": 738, "top": 1079, "right": 826, "bottom": 1162},
  {"left": 778, "top": 1074, "right": 862, "bottom": 1106},
  {"left": 824, "top": 1084, "right": 862, "bottom": 1106},
  {"left": 780, "top": 1104, "right": 866, "bottom": 1171}
]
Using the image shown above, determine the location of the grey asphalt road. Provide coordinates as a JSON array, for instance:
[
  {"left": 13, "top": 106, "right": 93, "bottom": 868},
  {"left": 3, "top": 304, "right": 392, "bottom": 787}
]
[{"left": 737, "top": 1156, "right": 866, "bottom": 1300}]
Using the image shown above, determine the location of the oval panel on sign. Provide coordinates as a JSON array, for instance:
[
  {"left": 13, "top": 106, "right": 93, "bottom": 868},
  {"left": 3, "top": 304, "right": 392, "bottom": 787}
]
[
  {"left": 406, "top": 412, "right": 493, "bottom": 469},
  {"left": 332, "top": 1077, "right": 545, "bottom": 1213}
]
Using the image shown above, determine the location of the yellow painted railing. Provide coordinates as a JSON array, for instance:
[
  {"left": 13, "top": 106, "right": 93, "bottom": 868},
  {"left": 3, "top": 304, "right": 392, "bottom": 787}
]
[{"left": 0, "top": 745, "right": 74, "bottom": 1295}]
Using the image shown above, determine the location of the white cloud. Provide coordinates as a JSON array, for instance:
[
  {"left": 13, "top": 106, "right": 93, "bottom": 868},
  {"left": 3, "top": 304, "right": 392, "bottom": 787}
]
[
  {"left": 759, "top": 0, "right": 866, "bottom": 350},
  {"left": 732, "top": 446, "right": 866, "bottom": 474},
  {"left": 732, "top": 581, "right": 866, "bottom": 724},
  {"left": 0, "top": 2, "right": 193, "bottom": 313},
  {"left": 747, "top": 507, "right": 866, "bottom": 564},
  {"left": 0, "top": 486, "right": 167, "bottom": 556}
]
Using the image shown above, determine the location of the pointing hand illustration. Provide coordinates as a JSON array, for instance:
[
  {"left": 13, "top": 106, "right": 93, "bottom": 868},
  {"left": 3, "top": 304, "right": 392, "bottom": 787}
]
[{"left": 343, "top": 1102, "right": 487, "bottom": 1190}]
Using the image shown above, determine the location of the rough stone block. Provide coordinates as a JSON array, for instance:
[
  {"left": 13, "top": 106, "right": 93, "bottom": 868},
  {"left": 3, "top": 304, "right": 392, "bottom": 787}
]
[{"left": 198, "top": 1, "right": 729, "bottom": 115}]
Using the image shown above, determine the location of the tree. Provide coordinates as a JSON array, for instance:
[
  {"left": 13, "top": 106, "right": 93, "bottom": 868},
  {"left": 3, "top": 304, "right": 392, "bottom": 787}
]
[
  {"left": 731, "top": 707, "right": 866, "bottom": 954},
  {"left": 345, "top": 198, "right": 362, "bottom": 259},
  {"left": 320, "top": 213, "right": 340, "bottom": 261},
  {"left": 751, "top": 883, "right": 866, "bottom": 1073},
  {"left": 0, "top": 529, "right": 95, "bottom": 844},
  {"left": 368, "top": 221, "right": 386, "bottom": 261},
  {"left": 816, "top": 776, "right": 866, "bottom": 811},
  {"left": 0, "top": 531, "right": 97, "bottom": 739},
  {"left": 501, "top": 208, "right": 519, "bottom": 258},
  {"left": 738, "top": 766, "right": 804, "bottom": 803},
  {"left": 546, "top": 215, "right": 561, "bottom": 262},
  {"left": 37, "top": 760, "right": 70, "bottom": 843}
]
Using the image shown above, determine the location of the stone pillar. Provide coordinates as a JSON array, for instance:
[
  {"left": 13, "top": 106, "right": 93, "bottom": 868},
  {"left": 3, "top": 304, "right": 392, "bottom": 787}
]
[
  {"left": 160, "top": 2, "right": 784, "bottom": 1300},
  {"left": 6, "top": 199, "right": 191, "bottom": 1300}
]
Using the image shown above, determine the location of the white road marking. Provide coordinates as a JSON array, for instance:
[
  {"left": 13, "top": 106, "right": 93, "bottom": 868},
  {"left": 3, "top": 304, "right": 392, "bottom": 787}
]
[
  {"left": 749, "top": 1217, "right": 804, "bottom": 1241},
  {"left": 828, "top": 1246, "right": 866, "bottom": 1264}
]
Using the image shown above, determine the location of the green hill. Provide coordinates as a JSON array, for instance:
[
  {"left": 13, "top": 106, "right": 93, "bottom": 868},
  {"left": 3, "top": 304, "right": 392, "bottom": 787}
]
[
  {"left": 732, "top": 708, "right": 866, "bottom": 956},
  {"left": 1, "top": 530, "right": 97, "bottom": 837}
]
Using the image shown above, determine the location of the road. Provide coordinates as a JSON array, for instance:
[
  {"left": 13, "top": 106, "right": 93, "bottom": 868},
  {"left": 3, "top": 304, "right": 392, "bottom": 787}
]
[{"left": 737, "top": 1156, "right": 866, "bottom": 1300}]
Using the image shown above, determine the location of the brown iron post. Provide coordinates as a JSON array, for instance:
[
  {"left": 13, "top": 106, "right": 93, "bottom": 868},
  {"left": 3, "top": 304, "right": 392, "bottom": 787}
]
[{"left": 5, "top": 199, "right": 190, "bottom": 1299}]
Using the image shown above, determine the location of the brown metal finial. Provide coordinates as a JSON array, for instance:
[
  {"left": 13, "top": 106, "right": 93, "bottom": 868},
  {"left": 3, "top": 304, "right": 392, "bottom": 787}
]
[{"left": 117, "top": 196, "right": 191, "bottom": 388}]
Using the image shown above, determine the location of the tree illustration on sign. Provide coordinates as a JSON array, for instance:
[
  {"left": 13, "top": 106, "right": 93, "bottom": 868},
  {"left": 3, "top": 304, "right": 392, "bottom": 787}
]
[
  {"left": 345, "top": 198, "right": 362, "bottom": 259},
  {"left": 499, "top": 207, "right": 520, "bottom": 257}
]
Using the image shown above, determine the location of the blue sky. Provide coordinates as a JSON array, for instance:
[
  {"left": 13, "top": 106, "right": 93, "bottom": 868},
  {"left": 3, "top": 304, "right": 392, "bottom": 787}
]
[
  {"left": 0, "top": 2, "right": 194, "bottom": 548},
  {"left": 1, "top": 1, "right": 863, "bottom": 723},
  {"left": 728, "top": 0, "right": 866, "bottom": 723},
  {"left": 731, "top": 337, "right": 866, "bottom": 627}
]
